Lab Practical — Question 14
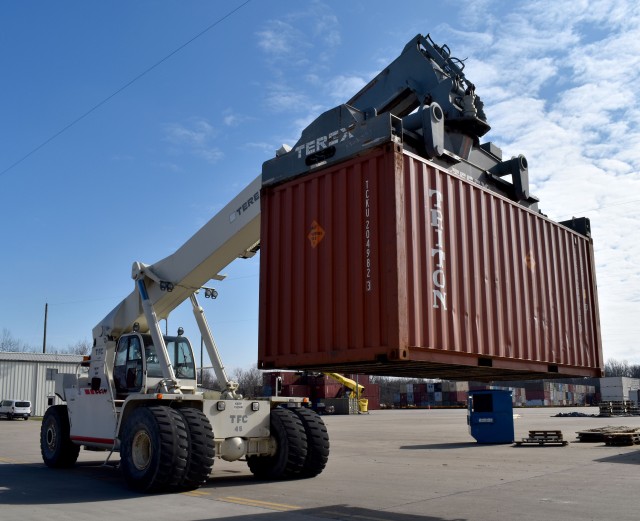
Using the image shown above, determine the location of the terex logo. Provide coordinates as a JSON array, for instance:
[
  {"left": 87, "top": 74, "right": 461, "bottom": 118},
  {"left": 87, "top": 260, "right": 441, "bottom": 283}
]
[
  {"left": 294, "top": 126, "right": 355, "bottom": 159},
  {"left": 229, "top": 191, "right": 260, "bottom": 223}
]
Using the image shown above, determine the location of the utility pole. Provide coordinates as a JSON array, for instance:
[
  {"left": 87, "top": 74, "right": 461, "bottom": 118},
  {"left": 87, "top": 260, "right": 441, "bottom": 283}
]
[{"left": 42, "top": 303, "right": 48, "bottom": 354}]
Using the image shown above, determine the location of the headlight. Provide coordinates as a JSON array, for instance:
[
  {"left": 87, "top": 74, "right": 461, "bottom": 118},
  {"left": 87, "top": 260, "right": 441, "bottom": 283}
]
[
  {"left": 216, "top": 401, "right": 226, "bottom": 411},
  {"left": 251, "top": 402, "right": 260, "bottom": 411}
]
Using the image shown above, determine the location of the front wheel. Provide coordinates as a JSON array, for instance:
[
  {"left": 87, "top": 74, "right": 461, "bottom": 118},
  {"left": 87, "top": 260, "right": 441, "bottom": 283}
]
[
  {"left": 177, "top": 407, "right": 215, "bottom": 490},
  {"left": 40, "top": 405, "right": 80, "bottom": 468},
  {"left": 120, "top": 406, "right": 189, "bottom": 493},
  {"left": 247, "top": 407, "right": 307, "bottom": 480}
]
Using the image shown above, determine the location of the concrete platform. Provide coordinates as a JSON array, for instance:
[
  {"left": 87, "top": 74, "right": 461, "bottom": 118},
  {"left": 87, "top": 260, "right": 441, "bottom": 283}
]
[{"left": 1, "top": 407, "right": 639, "bottom": 520}]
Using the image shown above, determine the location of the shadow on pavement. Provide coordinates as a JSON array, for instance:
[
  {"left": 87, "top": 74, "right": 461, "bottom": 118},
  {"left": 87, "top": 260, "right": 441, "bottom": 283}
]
[
  {"left": 0, "top": 463, "right": 466, "bottom": 520},
  {"left": 0, "top": 461, "right": 136, "bottom": 504},
  {"left": 191, "top": 505, "right": 466, "bottom": 521},
  {"left": 594, "top": 449, "right": 640, "bottom": 465}
]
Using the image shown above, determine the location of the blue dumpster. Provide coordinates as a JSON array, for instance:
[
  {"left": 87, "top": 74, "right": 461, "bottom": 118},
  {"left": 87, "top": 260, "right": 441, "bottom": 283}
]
[{"left": 467, "top": 390, "right": 514, "bottom": 444}]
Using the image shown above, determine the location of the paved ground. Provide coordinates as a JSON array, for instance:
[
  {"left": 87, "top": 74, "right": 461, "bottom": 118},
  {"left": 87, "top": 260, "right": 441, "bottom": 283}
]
[{"left": 1, "top": 407, "right": 639, "bottom": 520}]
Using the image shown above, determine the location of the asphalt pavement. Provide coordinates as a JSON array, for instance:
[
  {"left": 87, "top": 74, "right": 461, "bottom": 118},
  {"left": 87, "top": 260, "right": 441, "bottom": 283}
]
[{"left": 1, "top": 407, "right": 639, "bottom": 520}]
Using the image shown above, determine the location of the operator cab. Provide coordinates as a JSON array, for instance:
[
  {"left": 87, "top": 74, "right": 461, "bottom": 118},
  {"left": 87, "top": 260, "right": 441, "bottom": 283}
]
[{"left": 113, "top": 333, "right": 197, "bottom": 397}]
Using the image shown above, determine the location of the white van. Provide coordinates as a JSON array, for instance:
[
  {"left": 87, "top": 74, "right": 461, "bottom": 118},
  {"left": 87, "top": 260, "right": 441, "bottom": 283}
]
[{"left": 0, "top": 399, "right": 32, "bottom": 420}]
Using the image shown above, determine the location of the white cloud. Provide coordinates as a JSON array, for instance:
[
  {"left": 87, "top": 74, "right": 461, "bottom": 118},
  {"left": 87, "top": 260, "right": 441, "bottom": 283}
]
[
  {"left": 222, "top": 108, "right": 252, "bottom": 128},
  {"left": 163, "top": 118, "right": 223, "bottom": 165},
  {"left": 263, "top": 84, "right": 310, "bottom": 112},
  {"left": 256, "top": 20, "right": 307, "bottom": 60},
  {"left": 327, "top": 75, "right": 368, "bottom": 104},
  {"left": 440, "top": 0, "right": 640, "bottom": 362}
]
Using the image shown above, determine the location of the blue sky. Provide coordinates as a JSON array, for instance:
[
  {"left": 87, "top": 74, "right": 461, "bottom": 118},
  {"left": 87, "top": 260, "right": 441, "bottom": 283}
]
[{"left": 1, "top": 0, "right": 639, "bottom": 371}]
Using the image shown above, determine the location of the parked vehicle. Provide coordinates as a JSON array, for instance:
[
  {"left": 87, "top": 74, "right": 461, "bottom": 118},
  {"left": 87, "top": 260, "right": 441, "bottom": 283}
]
[{"left": 0, "top": 399, "right": 32, "bottom": 420}]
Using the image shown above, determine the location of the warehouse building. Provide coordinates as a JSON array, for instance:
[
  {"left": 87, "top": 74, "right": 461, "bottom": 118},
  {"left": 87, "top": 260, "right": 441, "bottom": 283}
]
[{"left": 0, "top": 352, "right": 84, "bottom": 417}]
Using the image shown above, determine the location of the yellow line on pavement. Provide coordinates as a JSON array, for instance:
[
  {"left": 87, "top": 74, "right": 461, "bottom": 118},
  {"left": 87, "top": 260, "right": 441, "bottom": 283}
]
[
  {"left": 218, "top": 496, "right": 300, "bottom": 511},
  {"left": 0, "top": 456, "right": 24, "bottom": 464},
  {"left": 181, "top": 489, "right": 211, "bottom": 497},
  {"left": 322, "top": 510, "right": 393, "bottom": 521}
]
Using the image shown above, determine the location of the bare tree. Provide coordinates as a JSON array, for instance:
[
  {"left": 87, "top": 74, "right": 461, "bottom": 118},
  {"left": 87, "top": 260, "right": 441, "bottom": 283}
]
[
  {"left": 199, "top": 368, "right": 220, "bottom": 390},
  {"left": 0, "top": 327, "right": 35, "bottom": 353},
  {"left": 233, "top": 367, "right": 264, "bottom": 398},
  {"left": 67, "top": 339, "right": 92, "bottom": 355},
  {"left": 0, "top": 329, "right": 24, "bottom": 352},
  {"left": 604, "top": 359, "right": 634, "bottom": 377}
]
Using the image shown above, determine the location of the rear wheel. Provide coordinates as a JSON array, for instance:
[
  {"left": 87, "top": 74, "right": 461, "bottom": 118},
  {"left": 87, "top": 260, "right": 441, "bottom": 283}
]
[
  {"left": 177, "top": 408, "right": 215, "bottom": 490},
  {"left": 40, "top": 405, "right": 80, "bottom": 468},
  {"left": 120, "top": 406, "right": 188, "bottom": 493},
  {"left": 292, "top": 408, "right": 330, "bottom": 477},
  {"left": 247, "top": 407, "right": 307, "bottom": 480}
]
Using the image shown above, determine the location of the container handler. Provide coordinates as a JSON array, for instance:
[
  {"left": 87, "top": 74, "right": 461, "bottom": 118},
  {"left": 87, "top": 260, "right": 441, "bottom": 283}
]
[{"left": 40, "top": 175, "right": 329, "bottom": 492}]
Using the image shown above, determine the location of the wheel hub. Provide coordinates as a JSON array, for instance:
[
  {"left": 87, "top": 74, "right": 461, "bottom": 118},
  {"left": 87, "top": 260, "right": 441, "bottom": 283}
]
[
  {"left": 131, "top": 430, "right": 152, "bottom": 471},
  {"left": 46, "top": 424, "right": 57, "bottom": 450}
]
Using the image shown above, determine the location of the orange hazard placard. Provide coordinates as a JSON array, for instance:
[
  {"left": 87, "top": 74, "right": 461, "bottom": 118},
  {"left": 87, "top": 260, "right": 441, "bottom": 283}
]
[{"left": 308, "top": 220, "right": 325, "bottom": 248}]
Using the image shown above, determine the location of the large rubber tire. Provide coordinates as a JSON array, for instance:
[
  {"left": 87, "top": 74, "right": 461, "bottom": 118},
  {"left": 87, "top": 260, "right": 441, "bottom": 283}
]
[
  {"left": 176, "top": 408, "right": 215, "bottom": 490},
  {"left": 120, "top": 406, "right": 188, "bottom": 493},
  {"left": 247, "top": 407, "right": 307, "bottom": 480},
  {"left": 292, "top": 407, "right": 330, "bottom": 477},
  {"left": 40, "top": 405, "right": 80, "bottom": 468}
]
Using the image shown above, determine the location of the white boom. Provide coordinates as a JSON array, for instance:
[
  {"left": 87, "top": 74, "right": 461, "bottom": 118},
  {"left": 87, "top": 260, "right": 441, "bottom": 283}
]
[{"left": 93, "top": 174, "right": 262, "bottom": 342}]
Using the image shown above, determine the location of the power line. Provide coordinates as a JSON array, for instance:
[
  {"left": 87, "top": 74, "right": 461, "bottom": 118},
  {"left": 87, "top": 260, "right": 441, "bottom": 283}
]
[{"left": 0, "top": 0, "right": 252, "bottom": 179}]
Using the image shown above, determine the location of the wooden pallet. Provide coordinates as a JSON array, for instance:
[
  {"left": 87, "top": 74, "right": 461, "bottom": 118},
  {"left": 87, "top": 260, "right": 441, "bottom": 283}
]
[
  {"left": 515, "top": 430, "right": 568, "bottom": 446},
  {"left": 576, "top": 426, "right": 640, "bottom": 443},
  {"left": 604, "top": 432, "right": 640, "bottom": 446}
]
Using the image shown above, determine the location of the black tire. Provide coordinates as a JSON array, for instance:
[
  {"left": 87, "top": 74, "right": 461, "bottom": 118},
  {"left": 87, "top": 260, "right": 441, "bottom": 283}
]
[
  {"left": 292, "top": 407, "right": 330, "bottom": 477},
  {"left": 40, "top": 405, "right": 80, "bottom": 468},
  {"left": 247, "top": 407, "right": 307, "bottom": 480},
  {"left": 120, "top": 406, "right": 188, "bottom": 493},
  {"left": 8, "top": 413, "right": 13, "bottom": 421},
  {"left": 176, "top": 408, "right": 215, "bottom": 490}
]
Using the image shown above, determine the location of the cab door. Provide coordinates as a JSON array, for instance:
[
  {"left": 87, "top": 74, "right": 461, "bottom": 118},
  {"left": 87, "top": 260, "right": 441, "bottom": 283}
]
[{"left": 113, "top": 335, "right": 143, "bottom": 397}]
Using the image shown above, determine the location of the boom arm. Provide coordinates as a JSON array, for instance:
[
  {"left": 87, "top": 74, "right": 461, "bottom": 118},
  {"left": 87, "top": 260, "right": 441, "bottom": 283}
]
[
  {"left": 91, "top": 175, "right": 261, "bottom": 395},
  {"left": 324, "top": 373, "right": 365, "bottom": 396},
  {"left": 93, "top": 175, "right": 261, "bottom": 343}
]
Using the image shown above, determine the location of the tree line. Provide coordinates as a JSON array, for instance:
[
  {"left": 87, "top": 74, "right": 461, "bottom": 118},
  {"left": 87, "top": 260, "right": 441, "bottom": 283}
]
[
  {"left": 1, "top": 328, "right": 91, "bottom": 355},
  {"left": 603, "top": 359, "right": 640, "bottom": 378}
]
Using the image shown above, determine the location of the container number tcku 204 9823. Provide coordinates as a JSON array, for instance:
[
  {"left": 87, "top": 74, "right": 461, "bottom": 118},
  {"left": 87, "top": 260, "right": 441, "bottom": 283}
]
[{"left": 364, "top": 178, "right": 372, "bottom": 292}]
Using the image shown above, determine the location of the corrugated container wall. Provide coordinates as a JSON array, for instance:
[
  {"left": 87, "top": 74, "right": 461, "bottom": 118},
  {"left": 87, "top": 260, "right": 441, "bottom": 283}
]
[{"left": 259, "top": 143, "right": 603, "bottom": 380}]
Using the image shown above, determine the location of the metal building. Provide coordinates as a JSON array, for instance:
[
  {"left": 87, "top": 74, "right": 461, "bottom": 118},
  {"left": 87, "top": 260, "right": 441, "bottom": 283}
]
[{"left": 0, "top": 352, "right": 84, "bottom": 417}]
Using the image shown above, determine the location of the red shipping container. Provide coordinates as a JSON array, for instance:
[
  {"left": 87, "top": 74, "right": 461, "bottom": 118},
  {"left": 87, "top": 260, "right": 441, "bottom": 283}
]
[
  {"left": 362, "top": 383, "right": 379, "bottom": 399},
  {"left": 314, "top": 383, "right": 342, "bottom": 398},
  {"left": 259, "top": 143, "right": 603, "bottom": 380},
  {"left": 282, "top": 384, "right": 310, "bottom": 397},
  {"left": 366, "top": 395, "right": 381, "bottom": 410},
  {"left": 452, "top": 391, "right": 468, "bottom": 403}
]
